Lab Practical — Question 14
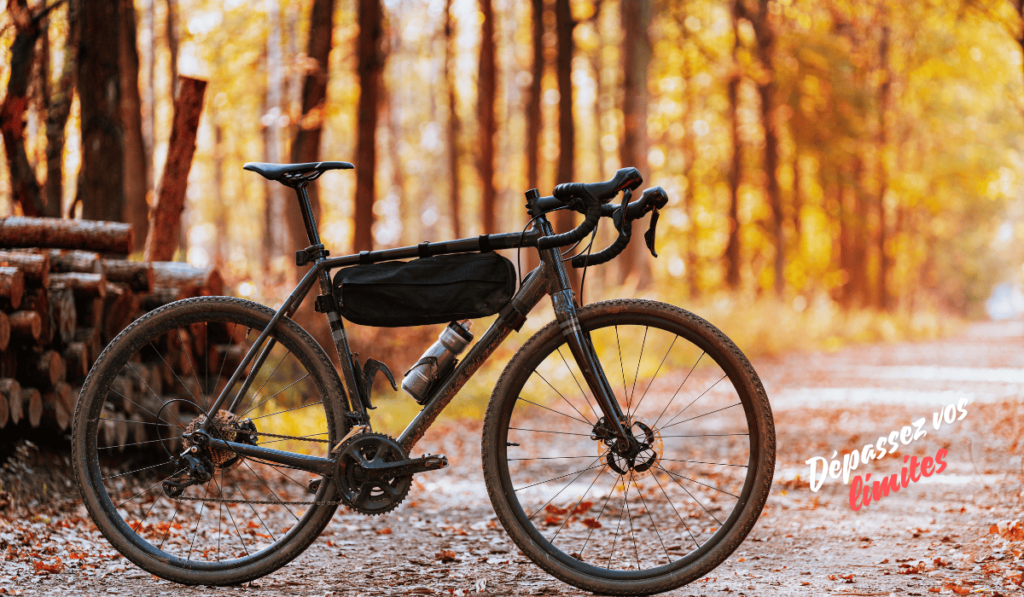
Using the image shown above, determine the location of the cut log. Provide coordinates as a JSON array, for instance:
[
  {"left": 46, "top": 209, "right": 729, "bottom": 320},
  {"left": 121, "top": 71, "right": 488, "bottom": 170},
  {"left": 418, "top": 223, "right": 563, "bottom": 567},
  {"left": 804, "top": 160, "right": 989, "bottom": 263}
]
[
  {"left": 130, "top": 413, "right": 147, "bottom": 445},
  {"left": 111, "top": 376, "right": 134, "bottom": 415},
  {"left": 19, "top": 349, "right": 65, "bottom": 389},
  {"left": 68, "top": 386, "right": 82, "bottom": 416},
  {"left": 76, "top": 297, "right": 105, "bottom": 329},
  {"left": 42, "top": 382, "right": 71, "bottom": 431},
  {"left": 50, "top": 272, "right": 107, "bottom": 298},
  {"left": 0, "top": 312, "right": 9, "bottom": 352},
  {"left": 48, "top": 287, "right": 76, "bottom": 346},
  {"left": 73, "top": 327, "right": 102, "bottom": 366},
  {"left": 19, "top": 288, "right": 52, "bottom": 345},
  {"left": 65, "top": 342, "right": 90, "bottom": 381},
  {"left": 0, "top": 392, "right": 7, "bottom": 429},
  {"left": 23, "top": 387, "right": 42, "bottom": 427},
  {"left": 0, "top": 217, "right": 133, "bottom": 254},
  {"left": 8, "top": 311, "right": 41, "bottom": 342},
  {"left": 101, "top": 259, "right": 153, "bottom": 292},
  {"left": 140, "top": 286, "right": 184, "bottom": 312},
  {"left": 1, "top": 378, "right": 22, "bottom": 425},
  {"left": 46, "top": 249, "right": 103, "bottom": 274},
  {"left": 0, "top": 351, "right": 16, "bottom": 378},
  {"left": 0, "top": 251, "right": 48, "bottom": 286},
  {"left": 0, "top": 266, "right": 24, "bottom": 309},
  {"left": 145, "top": 77, "right": 207, "bottom": 261},
  {"left": 151, "top": 262, "right": 224, "bottom": 296},
  {"left": 102, "top": 283, "right": 137, "bottom": 342}
]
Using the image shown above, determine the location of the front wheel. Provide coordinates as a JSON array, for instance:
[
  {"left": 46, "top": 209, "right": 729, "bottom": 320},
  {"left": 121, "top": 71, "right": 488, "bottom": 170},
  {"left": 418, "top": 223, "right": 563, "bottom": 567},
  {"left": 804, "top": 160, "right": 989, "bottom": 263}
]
[{"left": 482, "top": 299, "right": 775, "bottom": 595}]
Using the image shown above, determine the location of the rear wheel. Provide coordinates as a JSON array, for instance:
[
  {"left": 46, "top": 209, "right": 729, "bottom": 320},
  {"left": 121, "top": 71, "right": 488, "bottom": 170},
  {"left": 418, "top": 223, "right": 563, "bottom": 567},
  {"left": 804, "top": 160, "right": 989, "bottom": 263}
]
[
  {"left": 482, "top": 299, "right": 775, "bottom": 595},
  {"left": 72, "top": 297, "right": 348, "bottom": 585}
]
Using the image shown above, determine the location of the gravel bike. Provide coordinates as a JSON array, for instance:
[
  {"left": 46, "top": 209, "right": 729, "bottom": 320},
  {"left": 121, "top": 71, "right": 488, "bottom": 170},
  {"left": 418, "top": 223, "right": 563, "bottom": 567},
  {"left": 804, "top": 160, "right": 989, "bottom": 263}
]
[{"left": 72, "top": 160, "right": 775, "bottom": 595}]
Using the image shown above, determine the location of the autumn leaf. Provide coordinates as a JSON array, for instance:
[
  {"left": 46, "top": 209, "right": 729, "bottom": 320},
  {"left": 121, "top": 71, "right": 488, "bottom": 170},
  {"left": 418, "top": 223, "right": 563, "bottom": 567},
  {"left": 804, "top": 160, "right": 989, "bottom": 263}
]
[
  {"left": 34, "top": 558, "right": 64, "bottom": 574},
  {"left": 435, "top": 550, "right": 456, "bottom": 563},
  {"left": 579, "top": 517, "right": 602, "bottom": 529},
  {"left": 544, "top": 514, "right": 562, "bottom": 526},
  {"left": 927, "top": 589, "right": 941, "bottom": 594},
  {"left": 571, "top": 501, "right": 594, "bottom": 515},
  {"left": 376, "top": 527, "right": 392, "bottom": 535},
  {"left": 545, "top": 505, "right": 568, "bottom": 516}
]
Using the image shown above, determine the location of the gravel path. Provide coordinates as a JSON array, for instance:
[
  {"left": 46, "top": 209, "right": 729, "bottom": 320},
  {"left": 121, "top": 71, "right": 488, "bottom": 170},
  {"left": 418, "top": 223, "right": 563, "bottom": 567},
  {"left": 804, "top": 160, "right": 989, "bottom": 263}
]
[{"left": 3, "top": 319, "right": 1024, "bottom": 596}]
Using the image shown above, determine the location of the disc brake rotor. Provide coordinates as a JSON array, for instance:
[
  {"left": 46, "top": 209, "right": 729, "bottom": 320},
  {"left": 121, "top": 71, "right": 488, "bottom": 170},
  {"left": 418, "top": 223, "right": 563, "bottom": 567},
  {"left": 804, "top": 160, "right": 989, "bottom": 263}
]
[{"left": 602, "top": 419, "right": 663, "bottom": 480}]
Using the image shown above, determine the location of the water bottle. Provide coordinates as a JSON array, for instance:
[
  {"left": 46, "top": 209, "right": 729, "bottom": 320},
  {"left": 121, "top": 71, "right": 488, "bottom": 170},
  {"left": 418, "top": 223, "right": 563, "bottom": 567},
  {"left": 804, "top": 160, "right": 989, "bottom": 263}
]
[{"left": 402, "top": 320, "right": 473, "bottom": 404}]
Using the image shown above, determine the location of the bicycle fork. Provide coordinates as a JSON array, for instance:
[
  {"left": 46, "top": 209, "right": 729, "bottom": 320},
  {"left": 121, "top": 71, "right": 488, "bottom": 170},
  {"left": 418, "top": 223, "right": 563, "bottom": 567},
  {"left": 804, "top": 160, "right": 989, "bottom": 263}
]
[{"left": 536, "top": 217, "right": 633, "bottom": 449}]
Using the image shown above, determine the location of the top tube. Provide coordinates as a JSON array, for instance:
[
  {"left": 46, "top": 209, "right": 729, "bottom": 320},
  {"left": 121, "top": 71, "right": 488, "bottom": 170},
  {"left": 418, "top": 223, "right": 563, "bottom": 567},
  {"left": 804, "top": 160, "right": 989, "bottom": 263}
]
[{"left": 320, "top": 230, "right": 542, "bottom": 270}]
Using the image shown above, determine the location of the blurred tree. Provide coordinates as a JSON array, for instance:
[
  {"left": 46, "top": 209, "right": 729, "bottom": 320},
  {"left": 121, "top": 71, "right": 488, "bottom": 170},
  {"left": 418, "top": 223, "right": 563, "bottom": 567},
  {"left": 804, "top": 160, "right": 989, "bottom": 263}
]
[
  {"left": 44, "top": 0, "right": 78, "bottom": 217},
  {"left": 78, "top": 0, "right": 125, "bottom": 223},
  {"left": 619, "top": 0, "right": 652, "bottom": 288},
  {"left": 875, "top": 24, "right": 892, "bottom": 310},
  {"left": 286, "top": 0, "right": 336, "bottom": 252},
  {"left": 444, "top": 0, "right": 462, "bottom": 239},
  {"left": 725, "top": 0, "right": 742, "bottom": 290},
  {"left": 554, "top": 0, "right": 579, "bottom": 292},
  {"left": 264, "top": 0, "right": 284, "bottom": 264},
  {"left": 477, "top": 0, "right": 497, "bottom": 235},
  {"left": 166, "top": 0, "right": 178, "bottom": 94},
  {"left": 121, "top": 0, "right": 148, "bottom": 250},
  {"left": 354, "top": 0, "right": 385, "bottom": 252}
]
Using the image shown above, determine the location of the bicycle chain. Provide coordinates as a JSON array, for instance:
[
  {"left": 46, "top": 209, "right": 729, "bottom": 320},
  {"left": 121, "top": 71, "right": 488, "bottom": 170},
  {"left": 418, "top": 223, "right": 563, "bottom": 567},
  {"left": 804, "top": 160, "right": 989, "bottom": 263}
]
[{"left": 171, "top": 430, "right": 339, "bottom": 505}]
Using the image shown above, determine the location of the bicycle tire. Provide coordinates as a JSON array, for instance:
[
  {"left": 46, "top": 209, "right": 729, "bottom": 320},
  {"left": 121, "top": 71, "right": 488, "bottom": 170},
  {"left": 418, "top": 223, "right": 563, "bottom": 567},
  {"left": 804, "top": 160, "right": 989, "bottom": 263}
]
[
  {"left": 481, "top": 299, "right": 775, "bottom": 595},
  {"left": 72, "top": 296, "right": 349, "bottom": 586}
]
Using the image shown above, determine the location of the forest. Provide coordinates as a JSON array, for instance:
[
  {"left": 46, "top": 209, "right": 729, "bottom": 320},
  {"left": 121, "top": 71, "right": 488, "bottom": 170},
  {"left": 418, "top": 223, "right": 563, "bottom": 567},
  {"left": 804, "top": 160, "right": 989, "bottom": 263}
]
[{"left": 1, "top": 0, "right": 1023, "bottom": 321}]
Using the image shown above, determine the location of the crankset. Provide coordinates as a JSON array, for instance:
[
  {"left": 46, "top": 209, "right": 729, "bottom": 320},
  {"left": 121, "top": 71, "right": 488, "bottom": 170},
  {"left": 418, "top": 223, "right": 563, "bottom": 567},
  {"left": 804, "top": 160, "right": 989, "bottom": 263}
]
[{"left": 334, "top": 432, "right": 448, "bottom": 516}]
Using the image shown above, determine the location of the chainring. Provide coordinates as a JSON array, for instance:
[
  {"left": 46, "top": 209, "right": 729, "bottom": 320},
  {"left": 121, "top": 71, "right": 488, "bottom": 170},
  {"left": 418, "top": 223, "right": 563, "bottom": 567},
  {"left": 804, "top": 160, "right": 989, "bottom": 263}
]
[{"left": 335, "top": 432, "right": 412, "bottom": 516}]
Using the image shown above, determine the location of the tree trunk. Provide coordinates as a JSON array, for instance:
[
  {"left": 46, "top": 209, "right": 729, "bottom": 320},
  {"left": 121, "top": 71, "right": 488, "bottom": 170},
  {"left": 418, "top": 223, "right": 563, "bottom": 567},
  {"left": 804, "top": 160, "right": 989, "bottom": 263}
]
[
  {"left": 120, "top": 0, "right": 149, "bottom": 251},
  {"left": 477, "top": 0, "right": 497, "bottom": 236},
  {"left": 286, "top": 0, "right": 335, "bottom": 253},
  {"left": 142, "top": 0, "right": 155, "bottom": 191},
  {"left": 876, "top": 26, "right": 891, "bottom": 311},
  {"left": 725, "top": 7, "right": 742, "bottom": 291},
  {"left": 212, "top": 123, "right": 226, "bottom": 267},
  {"left": 0, "top": 0, "right": 45, "bottom": 217},
  {"left": 552, "top": 0, "right": 580, "bottom": 293},
  {"left": 78, "top": 0, "right": 124, "bottom": 223},
  {"left": 618, "top": 0, "right": 652, "bottom": 288},
  {"left": 166, "top": 0, "right": 179, "bottom": 94},
  {"left": 354, "top": 0, "right": 385, "bottom": 252},
  {"left": 444, "top": 0, "right": 462, "bottom": 239},
  {"left": 144, "top": 77, "right": 206, "bottom": 262},
  {"left": 44, "top": 0, "right": 79, "bottom": 218},
  {"left": 265, "top": 0, "right": 285, "bottom": 260}
]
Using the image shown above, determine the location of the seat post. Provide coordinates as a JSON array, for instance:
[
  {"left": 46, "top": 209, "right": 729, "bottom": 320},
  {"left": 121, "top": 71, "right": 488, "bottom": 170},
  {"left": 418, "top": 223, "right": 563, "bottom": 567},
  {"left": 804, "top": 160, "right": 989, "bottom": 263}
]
[{"left": 294, "top": 184, "right": 322, "bottom": 246}]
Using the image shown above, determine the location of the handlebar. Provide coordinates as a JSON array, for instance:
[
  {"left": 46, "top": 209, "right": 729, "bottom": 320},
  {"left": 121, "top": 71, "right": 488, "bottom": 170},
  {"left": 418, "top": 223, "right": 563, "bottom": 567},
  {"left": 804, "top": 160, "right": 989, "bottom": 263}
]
[
  {"left": 534, "top": 168, "right": 643, "bottom": 251},
  {"left": 570, "top": 187, "right": 668, "bottom": 268}
]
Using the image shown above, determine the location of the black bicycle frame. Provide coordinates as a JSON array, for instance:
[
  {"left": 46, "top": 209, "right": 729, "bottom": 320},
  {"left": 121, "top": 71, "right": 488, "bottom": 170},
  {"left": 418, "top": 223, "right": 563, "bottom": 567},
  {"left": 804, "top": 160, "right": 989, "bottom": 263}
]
[{"left": 194, "top": 183, "right": 632, "bottom": 478}]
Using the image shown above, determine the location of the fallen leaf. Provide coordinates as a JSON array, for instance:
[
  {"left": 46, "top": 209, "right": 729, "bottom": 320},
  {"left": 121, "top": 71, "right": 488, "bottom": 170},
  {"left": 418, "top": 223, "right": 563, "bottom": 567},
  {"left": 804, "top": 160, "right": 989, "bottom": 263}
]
[
  {"left": 435, "top": 550, "right": 456, "bottom": 563},
  {"left": 571, "top": 502, "right": 594, "bottom": 515},
  {"left": 579, "top": 517, "right": 602, "bottom": 529},
  {"left": 544, "top": 505, "right": 568, "bottom": 516},
  {"left": 34, "top": 558, "right": 63, "bottom": 574},
  {"left": 376, "top": 528, "right": 392, "bottom": 535}
]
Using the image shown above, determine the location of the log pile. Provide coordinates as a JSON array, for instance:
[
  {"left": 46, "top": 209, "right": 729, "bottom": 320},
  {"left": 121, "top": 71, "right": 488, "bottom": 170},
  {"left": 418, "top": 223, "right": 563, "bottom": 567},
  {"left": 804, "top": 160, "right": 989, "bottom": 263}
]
[{"left": 0, "top": 217, "right": 229, "bottom": 445}]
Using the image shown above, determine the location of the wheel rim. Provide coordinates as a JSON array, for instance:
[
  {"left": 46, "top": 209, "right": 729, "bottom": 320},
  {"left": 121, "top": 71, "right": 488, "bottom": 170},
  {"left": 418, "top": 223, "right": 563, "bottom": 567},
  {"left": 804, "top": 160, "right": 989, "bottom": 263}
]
[
  {"left": 496, "top": 312, "right": 761, "bottom": 579},
  {"left": 81, "top": 306, "right": 339, "bottom": 570}
]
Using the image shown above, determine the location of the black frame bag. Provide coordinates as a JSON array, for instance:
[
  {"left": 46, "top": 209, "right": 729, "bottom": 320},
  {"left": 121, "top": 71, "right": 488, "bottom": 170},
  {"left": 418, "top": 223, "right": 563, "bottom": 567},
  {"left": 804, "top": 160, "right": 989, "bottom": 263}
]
[{"left": 333, "top": 252, "right": 516, "bottom": 327}]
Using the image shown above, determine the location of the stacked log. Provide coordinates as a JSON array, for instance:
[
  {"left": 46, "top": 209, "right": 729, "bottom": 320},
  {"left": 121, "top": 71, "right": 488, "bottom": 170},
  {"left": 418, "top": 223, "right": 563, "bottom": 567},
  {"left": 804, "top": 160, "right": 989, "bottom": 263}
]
[{"left": 0, "top": 218, "right": 230, "bottom": 443}]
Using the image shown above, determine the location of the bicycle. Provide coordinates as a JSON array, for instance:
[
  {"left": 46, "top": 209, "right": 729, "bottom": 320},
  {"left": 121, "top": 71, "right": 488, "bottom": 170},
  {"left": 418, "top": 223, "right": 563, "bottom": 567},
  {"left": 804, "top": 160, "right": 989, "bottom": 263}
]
[{"left": 71, "top": 160, "right": 775, "bottom": 595}]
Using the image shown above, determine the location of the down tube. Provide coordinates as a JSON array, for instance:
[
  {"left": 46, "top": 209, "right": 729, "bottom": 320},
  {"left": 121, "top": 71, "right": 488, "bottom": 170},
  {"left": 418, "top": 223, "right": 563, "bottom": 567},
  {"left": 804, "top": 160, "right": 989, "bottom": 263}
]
[{"left": 397, "top": 263, "right": 552, "bottom": 453}]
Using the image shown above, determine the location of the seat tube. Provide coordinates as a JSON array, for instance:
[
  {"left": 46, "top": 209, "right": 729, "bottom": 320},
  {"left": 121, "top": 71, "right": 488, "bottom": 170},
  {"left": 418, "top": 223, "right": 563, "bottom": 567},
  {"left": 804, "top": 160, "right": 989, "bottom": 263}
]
[{"left": 536, "top": 217, "right": 630, "bottom": 443}]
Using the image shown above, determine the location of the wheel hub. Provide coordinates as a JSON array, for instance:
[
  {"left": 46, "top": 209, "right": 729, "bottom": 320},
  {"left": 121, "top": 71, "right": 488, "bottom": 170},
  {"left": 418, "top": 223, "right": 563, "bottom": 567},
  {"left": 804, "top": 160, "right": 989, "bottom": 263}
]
[
  {"left": 596, "top": 419, "right": 663, "bottom": 479},
  {"left": 182, "top": 410, "right": 257, "bottom": 469}
]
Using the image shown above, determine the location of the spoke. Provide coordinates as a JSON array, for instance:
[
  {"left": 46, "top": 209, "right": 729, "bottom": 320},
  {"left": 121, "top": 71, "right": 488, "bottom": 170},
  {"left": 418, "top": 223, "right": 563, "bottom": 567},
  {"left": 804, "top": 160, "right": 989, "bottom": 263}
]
[
  {"left": 217, "top": 470, "right": 223, "bottom": 562},
  {"left": 241, "top": 373, "right": 310, "bottom": 418},
  {"left": 555, "top": 347, "right": 598, "bottom": 417},
  {"left": 659, "top": 374, "right": 728, "bottom": 430},
  {"left": 657, "top": 465, "right": 735, "bottom": 512},
  {"left": 243, "top": 461, "right": 300, "bottom": 521},
  {"left": 265, "top": 462, "right": 314, "bottom": 493},
  {"left": 212, "top": 322, "right": 238, "bottom": 394},
  {"left": 238, "top": 349, "right": 291, "bottom": 415},
  {"left": 508, "top": 427, "right": 593, "bottom": 438},
  {"left": 115, "top": 468, "right": 185, "bottom": 510},
  {"left": 108, "top": 386, "right": 185, "bottom": 430},
  {"left": 251, "top": 399, "right": 323, "bottom": 421},
  {"left": 516, "top": 396, "right": 592, "bottom": 427},
  {"left": 102, "top": 417, "right": 179, "bottom": 429},
  {"left": 606, "top": 477, "right": 630, "bottom": 569},
  {"left": 98, "top": 438, "right": 166, "bottom": 450},
  {"left": 509, "top": 455, "right": 600, "bottom": 461},
  {"left": 623, "top": 475, "right": 641, "bottom": 571},
  {"left": 660, "top": 402, "right": 742, "bottom": 430},
  {"left": 615, "top": 326, "right": 628, "bottom": 407},
  {"left": 651, "top": 471, "right": 701, "bottom": 549},
  {"left": 104, "top": 460, "right": 173, "bottom": 480},
  {"left": 628, "top": 327, "right": 649, "bottom": 412},
  {"left": 129, "top": 485, "right": 163, "bottom": 536},
  {"left": 144, "top": 344, "right": 202, "bottom": 409},
  {"left": 175, "top": 327, "right": 207, "bottom": 409},
  {"left": 659, "top": 458, "right": 747, "bottom": 468},
  {"left": 217, "top": 476, "right": 251, "bottom": 558},
  {"left": 517, "top": 455, "right": 608, "bottom": 496},
  {"left": 633, "top": 472, "right": 671, "bottom": 565},
  {"left": 232, "top": 481, "right": 277, "bottom": 543},
  {"left": 579, "top": 473, "right": 622, "bottom": 562},
  {"left": 551, "top": 466, "right": 606, "bottom": 543},
  {"left": 628, "top": 336, "right": 677, "bottom": 419},
  {"left": 157, "top": 506, "right": 180, "bottom": 551},
  {"left": 652, "top": 351, "right": 705, "bottom": 428},
  {"left": 532, "top": 370, "right": 593, "bottom": 426},
  {"left": 186, "top": 479, "right": 213, "bottom": 562},
  {"left": 660, "top": 433, "right": 749, "bottom": 438}
]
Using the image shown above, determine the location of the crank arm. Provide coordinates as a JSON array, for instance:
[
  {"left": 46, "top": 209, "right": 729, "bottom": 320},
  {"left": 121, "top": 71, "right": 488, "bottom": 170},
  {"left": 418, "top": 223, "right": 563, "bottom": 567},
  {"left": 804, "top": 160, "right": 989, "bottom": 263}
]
[{"left": 355, "top": 454, "right": 449, "bottom": 481}]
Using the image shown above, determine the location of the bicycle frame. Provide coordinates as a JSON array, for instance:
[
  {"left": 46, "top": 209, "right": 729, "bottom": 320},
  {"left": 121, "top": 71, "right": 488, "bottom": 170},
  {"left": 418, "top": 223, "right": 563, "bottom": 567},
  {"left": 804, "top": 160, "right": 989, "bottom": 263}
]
[{"left": 192, "top": 183, "right": 633, "bottom": 478}]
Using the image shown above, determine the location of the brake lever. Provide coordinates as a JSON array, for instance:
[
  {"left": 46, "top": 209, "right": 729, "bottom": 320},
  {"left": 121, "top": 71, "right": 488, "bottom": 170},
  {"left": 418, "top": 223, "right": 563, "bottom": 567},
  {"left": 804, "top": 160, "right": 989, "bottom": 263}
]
[
  {"left": 614, "top": 189, "right": 632, "bottom": 233},
  {"left": 644, "top": 206, "right": 661, "bottom": 258}
]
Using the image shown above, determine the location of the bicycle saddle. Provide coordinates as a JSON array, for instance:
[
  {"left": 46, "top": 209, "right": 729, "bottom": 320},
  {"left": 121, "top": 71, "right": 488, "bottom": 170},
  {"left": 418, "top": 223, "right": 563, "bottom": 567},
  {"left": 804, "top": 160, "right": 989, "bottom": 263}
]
[{"left": 243, "top": 161, "right": 354, "bottom": 182}]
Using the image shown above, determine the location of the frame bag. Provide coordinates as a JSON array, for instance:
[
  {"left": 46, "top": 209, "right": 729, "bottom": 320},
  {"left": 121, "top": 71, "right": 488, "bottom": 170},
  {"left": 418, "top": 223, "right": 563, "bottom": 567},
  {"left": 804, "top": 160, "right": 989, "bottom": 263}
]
[{"left": 333, "top": 252, "right": 516, "bottom": 327}]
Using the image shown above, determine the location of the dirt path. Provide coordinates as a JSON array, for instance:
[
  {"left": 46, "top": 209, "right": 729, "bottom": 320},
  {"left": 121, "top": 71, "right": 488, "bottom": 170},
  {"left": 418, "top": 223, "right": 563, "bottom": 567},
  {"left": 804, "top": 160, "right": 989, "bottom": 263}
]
[{"left": 4, "top": 320, "right": 1024, "bottom": 596}]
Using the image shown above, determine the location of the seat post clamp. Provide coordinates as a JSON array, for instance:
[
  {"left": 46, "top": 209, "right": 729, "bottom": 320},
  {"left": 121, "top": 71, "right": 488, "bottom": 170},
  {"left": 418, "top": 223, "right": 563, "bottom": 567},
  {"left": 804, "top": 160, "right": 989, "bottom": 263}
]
[{"left": 296, "top": 244, "right": 329, "bottom": 267}]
